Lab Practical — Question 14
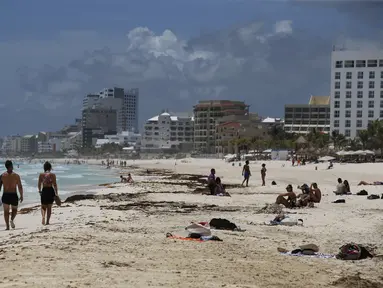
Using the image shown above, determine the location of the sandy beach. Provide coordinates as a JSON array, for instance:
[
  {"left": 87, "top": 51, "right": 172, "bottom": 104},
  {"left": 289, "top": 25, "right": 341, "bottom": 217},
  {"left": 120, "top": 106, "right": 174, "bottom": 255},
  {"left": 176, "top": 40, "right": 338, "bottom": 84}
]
[{"left": 0, "top": 158, "right": 382, "bottom": 287}]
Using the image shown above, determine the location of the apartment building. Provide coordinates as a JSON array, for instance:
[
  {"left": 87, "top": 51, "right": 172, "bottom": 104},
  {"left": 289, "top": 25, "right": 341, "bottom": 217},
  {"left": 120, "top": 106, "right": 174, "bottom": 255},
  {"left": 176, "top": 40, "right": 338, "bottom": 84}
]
[
  {"left": 284, "top": 96, "right": 331, "bottom": 134},
  {"left": 124, "top": 88, "right": 139, "bottom": 132},
  {"left": 193, "top": 100, "right": 249, "bottom": 153},
  {"left": 141, "top": 111, "right": 194, "bottom": 152},
  {"left": 21, "top": 135, "right": 37, "bottom": 153},
  {"left": 330, "top": 49, "right": 383, "bottom": 138},
  {"left": 215, "top": 114, "right": 269, "bottom": 154},
  {"left": 82, "top": 108, "right": 117, "bottom": 148}
]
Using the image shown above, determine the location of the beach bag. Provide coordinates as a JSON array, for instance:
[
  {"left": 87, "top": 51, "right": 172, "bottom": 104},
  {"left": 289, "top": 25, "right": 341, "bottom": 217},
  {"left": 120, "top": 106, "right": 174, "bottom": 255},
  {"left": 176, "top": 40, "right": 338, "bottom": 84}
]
[
  {"left": 280, "top": 217, "right": 303, "bottom": 226},
  {"left": 209, "top": 218, "right": 237, "bottom": 231},
  {"left": 54, "top": 195, "right": 62, "bottom": 207},
  {"left": 336, "top": 243, "right": 362, "bottom": 260}
]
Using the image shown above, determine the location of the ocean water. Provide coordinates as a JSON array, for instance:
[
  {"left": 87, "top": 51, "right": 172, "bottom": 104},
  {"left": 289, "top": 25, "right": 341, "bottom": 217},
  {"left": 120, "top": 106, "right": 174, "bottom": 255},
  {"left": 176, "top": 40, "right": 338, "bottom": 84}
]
[{"left": 0, "top": 161, "right": 117, "bottom": 204}]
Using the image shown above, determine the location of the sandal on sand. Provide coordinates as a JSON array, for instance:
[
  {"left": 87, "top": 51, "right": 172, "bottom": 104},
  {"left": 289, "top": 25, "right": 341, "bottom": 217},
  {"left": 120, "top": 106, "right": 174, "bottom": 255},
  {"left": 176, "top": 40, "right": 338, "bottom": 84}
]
[{"left": 10, "top": 220, "right": 15, "bottom": 229}]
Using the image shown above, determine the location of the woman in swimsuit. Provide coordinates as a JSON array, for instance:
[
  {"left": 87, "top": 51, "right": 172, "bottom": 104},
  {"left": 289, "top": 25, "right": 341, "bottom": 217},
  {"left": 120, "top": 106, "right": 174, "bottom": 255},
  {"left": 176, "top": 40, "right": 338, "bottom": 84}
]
[{"left": 38, "top": 162, "right": 58, "bottom": 225}]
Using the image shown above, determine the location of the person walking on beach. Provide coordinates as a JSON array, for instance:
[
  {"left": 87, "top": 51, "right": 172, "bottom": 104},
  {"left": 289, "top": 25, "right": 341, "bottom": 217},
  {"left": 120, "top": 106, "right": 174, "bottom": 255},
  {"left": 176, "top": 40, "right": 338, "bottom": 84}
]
[
  {"left": 241, "top": 160, "right": 251, "bottom": 187},
  {"left": 261, "top": 163, "right": 267, "bottom": 186},
  {"left": 0, "top": 160, "right": 23, "bottom": 230},
  {"left": 38, "top": 162, "right": 58, "bottom": 225},
  {"left": 207, "top": 168, "right": 216, "bottom": 195}
]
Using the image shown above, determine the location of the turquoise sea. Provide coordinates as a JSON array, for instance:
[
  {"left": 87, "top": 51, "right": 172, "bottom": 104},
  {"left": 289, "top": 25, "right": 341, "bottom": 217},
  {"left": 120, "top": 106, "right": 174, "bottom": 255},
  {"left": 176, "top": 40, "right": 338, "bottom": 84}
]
[{"left": 0, "top": 161, "right": 117, "bottom": 204}]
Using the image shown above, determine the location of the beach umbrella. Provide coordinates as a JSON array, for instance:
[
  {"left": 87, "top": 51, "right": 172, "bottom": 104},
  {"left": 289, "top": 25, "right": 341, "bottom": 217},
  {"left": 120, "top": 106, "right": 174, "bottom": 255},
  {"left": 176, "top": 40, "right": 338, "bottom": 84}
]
[{"left": 364, "top": 150, "right": 375, "bottom": 155}]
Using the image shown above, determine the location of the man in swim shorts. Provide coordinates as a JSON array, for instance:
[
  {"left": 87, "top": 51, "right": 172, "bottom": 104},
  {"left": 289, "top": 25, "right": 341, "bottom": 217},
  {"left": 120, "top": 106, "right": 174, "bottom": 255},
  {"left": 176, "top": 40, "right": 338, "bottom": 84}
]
[{"left": 0, "top": 160, "right": 23, "bottom": 230}]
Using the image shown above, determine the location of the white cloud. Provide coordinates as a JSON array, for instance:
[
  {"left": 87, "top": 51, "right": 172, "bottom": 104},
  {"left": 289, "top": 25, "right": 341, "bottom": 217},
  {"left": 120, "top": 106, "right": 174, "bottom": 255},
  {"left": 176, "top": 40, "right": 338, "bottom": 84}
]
[{"left": 274, "top": 20, "right": 293, "bottom": 34}]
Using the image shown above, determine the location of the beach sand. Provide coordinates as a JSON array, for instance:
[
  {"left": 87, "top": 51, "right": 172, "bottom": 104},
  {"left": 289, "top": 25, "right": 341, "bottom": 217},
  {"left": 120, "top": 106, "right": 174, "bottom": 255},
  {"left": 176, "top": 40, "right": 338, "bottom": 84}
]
[{"left": 0, "top": 158, "right": 382, "bottom": 287}]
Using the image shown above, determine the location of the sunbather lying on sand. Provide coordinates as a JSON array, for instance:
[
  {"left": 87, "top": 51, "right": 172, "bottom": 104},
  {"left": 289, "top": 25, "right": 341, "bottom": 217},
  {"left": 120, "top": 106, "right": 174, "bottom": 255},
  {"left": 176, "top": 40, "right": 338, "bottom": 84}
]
[{"left": 357, "top": 181, "right": 383, "bottom": 186}]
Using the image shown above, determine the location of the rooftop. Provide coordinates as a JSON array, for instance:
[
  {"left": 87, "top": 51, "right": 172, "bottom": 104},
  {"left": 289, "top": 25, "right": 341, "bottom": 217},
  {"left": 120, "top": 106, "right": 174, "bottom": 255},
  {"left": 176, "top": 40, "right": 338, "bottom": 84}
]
[{"left": 309, "top": 96, "right": 330, "bottom": 106}]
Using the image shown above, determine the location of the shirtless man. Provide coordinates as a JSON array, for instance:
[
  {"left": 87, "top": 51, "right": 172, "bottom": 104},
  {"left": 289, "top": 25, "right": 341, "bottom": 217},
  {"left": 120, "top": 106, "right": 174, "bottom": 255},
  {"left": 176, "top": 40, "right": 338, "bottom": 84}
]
[
  {"left": 0, "top": 160, "right": 23, "bottom": 230},
  {"left": 275, "top": 185, "right": 296, "bottom": 208}
]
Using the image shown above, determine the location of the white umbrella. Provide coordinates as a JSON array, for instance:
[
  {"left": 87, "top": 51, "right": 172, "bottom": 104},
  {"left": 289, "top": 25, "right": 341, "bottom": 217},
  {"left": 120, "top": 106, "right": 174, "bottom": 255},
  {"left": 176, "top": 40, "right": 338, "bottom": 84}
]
[
  {"left": 336, "top": 150, "right": 347, "bottom": 156},
  {"left": 364, "top": 150, "right": 375, "bottom": 155}
]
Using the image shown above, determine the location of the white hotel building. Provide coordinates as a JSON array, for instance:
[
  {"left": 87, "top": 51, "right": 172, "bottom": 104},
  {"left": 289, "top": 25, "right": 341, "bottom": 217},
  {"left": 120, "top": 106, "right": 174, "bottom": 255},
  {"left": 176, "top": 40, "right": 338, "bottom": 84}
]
[
  {"left": 141, "top": 111, "right": 194, "bottom": 152},
  {"left": 330, "top": 49, "right": 383, "bottom": 138}
]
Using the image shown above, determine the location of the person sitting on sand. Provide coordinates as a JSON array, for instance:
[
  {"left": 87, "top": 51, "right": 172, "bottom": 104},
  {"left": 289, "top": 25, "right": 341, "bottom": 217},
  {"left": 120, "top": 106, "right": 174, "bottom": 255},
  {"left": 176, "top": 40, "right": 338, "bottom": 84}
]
[
  {"left": 207, "top": 168, "right": 216, "bottom": 195},
  {"left": 334, "top": 178, "right": 346, "bottom": 195},
  {"left": 343, "top": 180, "right": 351, "bottom": 193},
  {"left": 126, "top": 173, "right": 133, "bottom": 183},
  {"left": 327, "top": 160, "right": 334, "bottom": 170},
  {"left": 357, "top": 180, "right": 383, "bottom": 186},
  {"left": 241, "top": 160, "right": 251, "bottom": 187},
  {"left": 276, "top": 185, "right": 296, "bottom": 208},
  {"left": 120, "top": 175, "right": 128, "bottom": 183},
  {"left": 309, "top": 183, "right": 321, "bottom": 203},
  {"left": 214, "top": 177, "right": 230, "bottom": 197},
  {"left": 38, "top": 161, "right": 58, "bottom": 225}
]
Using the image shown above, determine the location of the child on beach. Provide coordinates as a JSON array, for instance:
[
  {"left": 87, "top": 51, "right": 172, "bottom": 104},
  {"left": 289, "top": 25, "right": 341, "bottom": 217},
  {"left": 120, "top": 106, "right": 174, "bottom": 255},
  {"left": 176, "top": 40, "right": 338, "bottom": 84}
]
[
  {"left": 242, "top": 160, "right": 251, "bottom": 187},
  {"left": 261, "top": 163, "right": 267, "bottom": 186},
  {"left": 207, "top": 169, "right": 216, "bottom": 195}
]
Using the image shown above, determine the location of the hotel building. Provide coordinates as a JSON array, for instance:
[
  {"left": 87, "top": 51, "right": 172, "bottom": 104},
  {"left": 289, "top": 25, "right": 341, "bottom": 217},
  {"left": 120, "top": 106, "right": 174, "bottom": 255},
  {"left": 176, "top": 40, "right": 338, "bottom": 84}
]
[
  {"left": 330, "top": 49, "right": 383, "bottom": 138},
  {"left": 284, "top": 96, "right": 330, "bottom": 134}
]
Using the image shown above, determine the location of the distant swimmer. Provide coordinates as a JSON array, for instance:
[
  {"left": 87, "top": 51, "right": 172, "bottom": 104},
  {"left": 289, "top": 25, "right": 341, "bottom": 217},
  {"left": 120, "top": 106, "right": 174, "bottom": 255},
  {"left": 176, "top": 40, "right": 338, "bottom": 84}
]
[
  {"left": 38, "top": 162, "right": 58, "bottom": 225},
  {"left": 0, "top": 160, "right": 24, "bottom": 230}
]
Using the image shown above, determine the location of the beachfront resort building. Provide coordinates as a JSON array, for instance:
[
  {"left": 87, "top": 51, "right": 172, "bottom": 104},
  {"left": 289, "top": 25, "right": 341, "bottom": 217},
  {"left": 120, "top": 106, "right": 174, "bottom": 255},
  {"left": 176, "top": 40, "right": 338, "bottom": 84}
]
[
  {"left": 141, "top": 111, "right": 194, "bottom": 152},
  {"left": 330, "top": 49, "right": 383, "bottom": 138},
  {"left": 215, "top": 114, "right": 270, "bottom": 154},
  {"left": 82, "top": 108, "right": 117, "bottom": 148},
  {"left": 284, "top": 96, "right": 331, "bottom": 135},
  {"left": 83, "top": 87, "right": 139, "bottom": 133},
  {"left": 193, "top": 100, "right": 249, "bottom": 153}
]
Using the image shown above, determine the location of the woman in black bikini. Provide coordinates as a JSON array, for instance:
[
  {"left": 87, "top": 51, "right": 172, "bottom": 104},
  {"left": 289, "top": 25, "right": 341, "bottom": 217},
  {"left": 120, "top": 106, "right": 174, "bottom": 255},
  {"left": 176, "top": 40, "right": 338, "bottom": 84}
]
[{"left": 38, "top": 162, "right": 58, "bottom": 225}]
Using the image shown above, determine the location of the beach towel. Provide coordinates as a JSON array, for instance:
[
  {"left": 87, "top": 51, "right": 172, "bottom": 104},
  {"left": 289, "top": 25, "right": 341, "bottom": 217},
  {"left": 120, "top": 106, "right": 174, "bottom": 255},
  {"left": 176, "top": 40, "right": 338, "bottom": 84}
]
[
  {"left": 166, "top": 233, "right": 222, "bottom": 242},
  {"left": 280, "top": 252, "right": 336, "bottom": 259}
]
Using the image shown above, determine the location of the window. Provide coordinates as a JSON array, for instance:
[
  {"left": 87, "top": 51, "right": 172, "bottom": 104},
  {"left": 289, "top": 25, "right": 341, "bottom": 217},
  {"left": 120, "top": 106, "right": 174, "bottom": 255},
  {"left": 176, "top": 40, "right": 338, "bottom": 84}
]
[
  {"left": 367, "top": 60, "right": 378, "bottom": 67},
  {"left": 345, "top": 120, "right": 351, "bottom": 128},
  {"left": 334, "top": 110, "right": 340, "bottom": 118},
  {"left": 345, "top": 91, "right": 352, "bottom": 98},
  {"left": 369, "top": 71, "right": 375, "bottom": 79},
  {"left": 335, "top": 61, "right": 343, "bottom": 68},
  {"left": 381, "top": 81, "right": 383, "bottom": 89},
  {"left": 357, "top": 101, "right": 363, "bottom": 108},
  {"left": 368, "top": 100, "right": 374, "bottom": 108},
  {"left": 356, "top": 120, "right": 362, "bottom": 128},
  {"left": 335, "top": 72, "right": 341, "bottom": 80},
  {"left": 381, "top": 100, "right": 383, "bottom": 108},
  {"left": 357, "top": 110, "right": 363, "bottom": 118},
  {"left": 334, "top": 120, "right": 339, "bottom": 128},
  {"left": 357, "top": 81, "right": 363, "bottom": 89},
  {"left": 381, "top": 71, "right": 383, "bottom": 78},
  {"left": 345, "top": 110, "right": 351, "bottom": 118},
  {"left": 381, "top": 111, "right": 383, "bottom": 118},
  {"left": 346, "top": 72, "right": 352, "bottom": 79},
  {"left": 357, "top": 91, "right": 363, "bottom": 98},
  {"left": 369, "top": 91, "right": 375, "bottom": 98},
  {"left": 334, "top": 101, "right": 340, "bottom": 108},
  {"left": 380, "top": 60, "right": 383, "bottom": 67},
  {"left": 357, "top": 71, "right": 364, "bottom": 79},
  {"left": 334, "top": 91, "right": 340, "bottom": 99},
  {"left": 335, "top": 82, "right": 340, "bottom": 89},
  {"left": 381, "top": 91, "right": 383, "bottom": 98},
  {"left": 345, "top": 101, "right": 351, "bottom": 108},
  {"left": 369, "top": 81, "right": 375, "bottom": 89},
  {"left": 356, "top": 60, "right": 366, "bottom": 68},
  {"left": 344, "top": 60, "right": 354, "bottom": 68},
  {"left": 368, "top": 110, "right": 374, "bottom": 118},
  {"left": 346, "top": 81, "right": 352, "bottom": 89},
  {"left": 345, "top": 130, "right": 351, "bottom": 137}
]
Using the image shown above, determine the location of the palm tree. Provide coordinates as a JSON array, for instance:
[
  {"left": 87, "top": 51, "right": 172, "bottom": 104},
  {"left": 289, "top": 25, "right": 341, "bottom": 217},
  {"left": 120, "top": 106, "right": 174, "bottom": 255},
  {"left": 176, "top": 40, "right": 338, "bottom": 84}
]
[
  {"left": 331, "top": 130, "right": 347, "bottom": 151},
  {"left": 358, "top": 130, "right": 370, "bottom": 150}
]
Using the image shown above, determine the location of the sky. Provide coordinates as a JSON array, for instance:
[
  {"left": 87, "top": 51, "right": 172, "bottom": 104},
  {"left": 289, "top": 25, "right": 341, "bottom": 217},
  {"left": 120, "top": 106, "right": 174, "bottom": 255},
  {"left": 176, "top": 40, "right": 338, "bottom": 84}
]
[{"left": 0, "top": 0, "right": 382, "bottom": 136}]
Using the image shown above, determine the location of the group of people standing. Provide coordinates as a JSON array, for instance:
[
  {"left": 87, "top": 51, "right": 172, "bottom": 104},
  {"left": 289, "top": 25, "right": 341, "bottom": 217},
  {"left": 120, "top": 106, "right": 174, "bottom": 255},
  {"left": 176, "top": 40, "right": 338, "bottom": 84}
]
[{"left": 0, "top": 160, "right": 59, "bottom": 230}]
